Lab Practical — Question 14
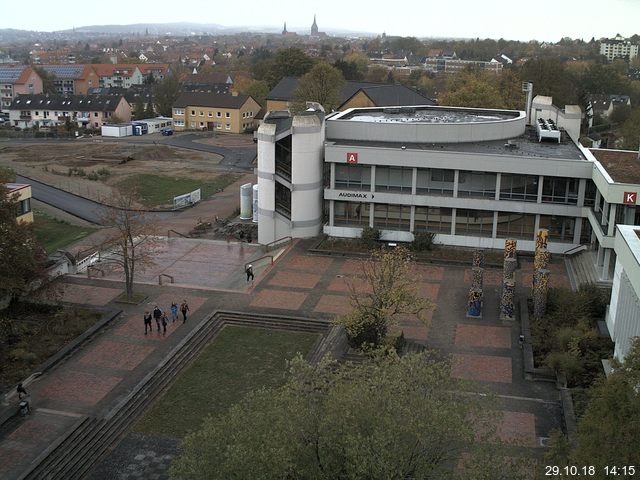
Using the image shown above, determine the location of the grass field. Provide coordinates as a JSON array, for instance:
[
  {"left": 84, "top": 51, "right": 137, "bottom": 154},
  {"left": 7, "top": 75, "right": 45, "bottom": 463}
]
[
  {"left": 117, "top": 173, "right": 241, "bottom": 208},
  {"left": 133, "top": 326, "right": 320, "bottom": 438},
  {"left": 33, "top": 210, "right": 97, "bottom": 253}
]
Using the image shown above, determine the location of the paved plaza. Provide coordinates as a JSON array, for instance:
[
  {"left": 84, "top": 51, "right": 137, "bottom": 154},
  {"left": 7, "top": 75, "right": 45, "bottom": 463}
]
[{"left": 0, "top": 238, "right": 565, "bottom": 478}]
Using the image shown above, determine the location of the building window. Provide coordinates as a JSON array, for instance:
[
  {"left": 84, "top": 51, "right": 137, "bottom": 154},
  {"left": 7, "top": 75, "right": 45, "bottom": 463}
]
[
  {"left": 191, "top": 110, "right": 196, "bottom": 116},
  {"left": 216, "top": 123, "right": 222, "bottom": 129},
  {"left": 199, "top": 122, "right": 204, "bottom": 128},
  {"left": 275, "top": 182, "right": 291, "bottom": 219},
  {"left": 208, "top": 112, "right": 213, "bottom": 117},
  {"left": 216, "top": 111, "right": 221, "bottom": 117},
  {"left": 414, "top": 206, "right": 452, "bottom": 233},
  {"left": 584, "top": 180, "right": 597, "bottom": 207},
  {"left": 496, "top": 212, "right": 536, "bottom": 239},
  {"left": 174, "top": 120, "right": 184, "bottom": 126},
  {"left": 16, "top": 198, "right": 31, "bottom": 216},
  {"left": 334, "top": 201, "right": 370, "bottom": 226},
  {"left": 335, "top": 164, "right": 371, "bottom": 190},
  {"left": 225, "top": 112, "right": 230, "bottom": 118},
  {"left": 499, "top": 174, "right": 538, "bottom": 202},
  {"left": 539, "top": 215, "right": 575, "bottom": 243},
  {"left": 199, "top": 111, "right": 204, "bottom": 116},
  {"left": 454, "top": 209, "right": 494, "bottom": 237},
  {"left": 190, "top": 122, "right": 196, "bottom": 128},
  {"left": 416, "top": 168, "right": 454, "bottom": 196},
  {"left": 375, "top": 166, "right": 413, "bottom": 193},
  {"left": 373, "top": 204, "right": 410, "bottom": 231},
  {"left": 94, "top": 112, "right": 98, "bottom": 117},
  {"left": 541, "top": 177, "right": 578, "bottom": 205},
  {"left": 225, "top": 123, "right": 230, "bottom": 130},
  {"left": 175, "top": 109, "right": 184, "bottom": 115},
  {"left": 457, "top": 171, "right": 497, "bottom": 198}
]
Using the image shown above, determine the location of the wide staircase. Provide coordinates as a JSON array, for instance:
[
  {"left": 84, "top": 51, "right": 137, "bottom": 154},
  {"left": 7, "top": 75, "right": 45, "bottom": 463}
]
[
  {"left": 19, "top": 312, "right": 329, "bottom": 480},
  {"left": 565, "top": 250, "right": 612, "bottom": 292}
]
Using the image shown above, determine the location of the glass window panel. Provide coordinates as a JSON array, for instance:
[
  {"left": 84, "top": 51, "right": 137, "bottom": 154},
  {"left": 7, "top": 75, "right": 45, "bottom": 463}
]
[
  {"left": 334, "top": 201, "right": 370, "bottom": 226},
  {"left": 414, "top": 206, "right": 452, "bottom": 233},
  {"left": 500, "top": 174, "right": 538, "bottom": 202},
  {"left": 495, "top": 212, "right": 536, "bottom": 240},
  {"left": 335, "top": 164, "right": 371, "bottom": 190},
  {"left": 455, "top": 209, "right": 494, "bottom": 237},
  {"left": 542, "top": 177, "right": 578, "bottom": 205},
  {"left": 373, "top": 204, "right": 410, "bottom": 231},
  {"left": 539, "top": 215, "right": 575, "bottom": 243},
  {"left": 457, "top": 171, "right": 497, "bottom": 199},
  {"left": 416, "top": 168, "right": 454, "bottom": 196}
]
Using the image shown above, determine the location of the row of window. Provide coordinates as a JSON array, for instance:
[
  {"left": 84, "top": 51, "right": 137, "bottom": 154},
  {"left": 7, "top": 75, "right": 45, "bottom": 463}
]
[
  {"left": 189, "top": 121, "right": 231, "bottom": 130},
  {"left": 333, "top": 165, "right": 585, "bottom": 205},
  {"left": 333, "top": 201, "right": 579, "bottom": 242},
  {"left": 174, "top": 109, "right": 255, "bottom": 118}
]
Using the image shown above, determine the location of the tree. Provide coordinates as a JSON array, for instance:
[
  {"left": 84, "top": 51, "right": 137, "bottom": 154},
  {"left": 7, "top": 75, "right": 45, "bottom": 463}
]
[
  {"left": 334, "top": 246, "right": 433, "bottom": 349},
  {"left": 619, "top": 107, "right": 640, "bottom": 150},
  {"left": 153, "top": 74, "right": 180, "bottom": 117},
  {"left": 255, "top": 47, "right": 315, "bottom": 89},
  {"left": 440, "top": 70, "right": 505, "bottom": 109},
  {"left": 171, "top": 351, "right": 529, "bottom": 480},
  {"left": 546, "top": 338, "right": 640, "bottom": 477},
  {"left": 366, "top": 64, "right": 389, "bottom": 83},
  {"left": 144, "top": 100, "right": 155, "bottom": 119},
  {"left": 517, "top": 58, "right": 579, "bottom": 106},
  {"left": 133, "top": 100, "right": 146, "bottom": 120},
  {"left": 33, "top": 66, "right": 57, "bottom": 95},
  {"left": 0, "top": 171, "right": 48, "bottom": 300},
  {"left": 97, "top": 190, "right": 157, "bottom": 299},
  {"left": 293, "top": 61, "right": 345, "bottom": 112}
]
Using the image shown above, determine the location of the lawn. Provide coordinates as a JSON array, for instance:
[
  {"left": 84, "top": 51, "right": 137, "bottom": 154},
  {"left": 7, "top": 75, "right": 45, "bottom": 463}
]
[
  {"left": 133, "top": 326, "right": 320, "bottom": 438},
  {"left": 33, "top": 210, "right": 97, "bottom": 253},
  {"left": 117, "top": 173, "right": 241, "bottom": 208}
]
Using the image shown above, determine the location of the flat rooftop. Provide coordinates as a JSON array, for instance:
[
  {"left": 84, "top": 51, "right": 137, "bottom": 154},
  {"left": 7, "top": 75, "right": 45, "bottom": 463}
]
[
  {"left": 328, "top": 126, "right": 587, "bottom": 161},
  {"left": 337, "top": 106, "right": 519, "bottom": 124},
  {"left": 589, "top": 149, "right": 640, "bottom": 184}
]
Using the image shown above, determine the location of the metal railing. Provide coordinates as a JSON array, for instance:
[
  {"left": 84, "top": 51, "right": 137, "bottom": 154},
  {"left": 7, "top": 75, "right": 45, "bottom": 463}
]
[
  {"left": 245, "top": 256, "right": 274, "bottom": 270},
  {"left": 87, "top": 265, "right": 105, "bottom": 278},
  {"left": 263, "top": 236, "right": 292, "bottom": 253},
  {"left": 563, "top": 244, "right": 588, "bottom": 256},
  {"left": 167, "top": 229, "right": 188, "bottom": 238}
]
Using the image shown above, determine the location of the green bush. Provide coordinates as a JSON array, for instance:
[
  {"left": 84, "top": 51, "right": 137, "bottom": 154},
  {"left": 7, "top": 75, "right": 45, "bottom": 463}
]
[
  {"left": 96, "top": 167, "right": 111, "bottom": 177},
  {"left": 360, "top": 226, "right": 381, "bottom": 249},
  {"left": 9, "top": 348, "right": 38, "bottom": 363},
  {"left": 87, "top": 172, "right": 99, "bottom": 181},
  {"left": 411, "top": 232, "right": 435, "bottom": 251}
]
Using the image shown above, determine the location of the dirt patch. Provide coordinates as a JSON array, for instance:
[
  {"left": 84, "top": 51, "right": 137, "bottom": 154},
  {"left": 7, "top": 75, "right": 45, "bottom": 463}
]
[{"left": 0, "top": 142, "right": 226, "bottom": 204}]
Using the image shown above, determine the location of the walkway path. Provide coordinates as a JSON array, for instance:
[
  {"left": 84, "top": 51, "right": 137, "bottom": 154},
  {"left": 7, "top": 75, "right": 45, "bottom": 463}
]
[{"left": 0, "top": 240, "right": 568, "bottom": 478}]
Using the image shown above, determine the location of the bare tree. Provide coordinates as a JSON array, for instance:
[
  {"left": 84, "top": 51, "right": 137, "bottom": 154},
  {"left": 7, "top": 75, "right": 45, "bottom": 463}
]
[{"left": 98, "top": 190, "right": 158, "bottom": 299}]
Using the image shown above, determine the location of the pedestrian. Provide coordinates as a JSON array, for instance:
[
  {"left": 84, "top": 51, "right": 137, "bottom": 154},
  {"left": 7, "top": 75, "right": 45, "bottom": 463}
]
[
  {"left": 144, "top": 311, "right": 152, "bottom": 335},
  {"left": 153, "top": 306, "right": 162, "bottom": 332},
  {"left": 247, "top": 232, "right": 253, "bottom": 243},
  {"left": 162, "top": 313, "right": 168, "bottom": 335},
  {"left": 180, "top": 300, "right": 190, "bottom": 323},
  {"left": 246, "top": 264, "right": 254, "bottom": 282},
  {"left": 17, "top": 383, "right": 28, "bottom": 400},
  {"left": 239, "top": 230, "right": 245, "bottom": 242},
  {"left": 170, "top": 302, "right": 179, "bottom": 323}
]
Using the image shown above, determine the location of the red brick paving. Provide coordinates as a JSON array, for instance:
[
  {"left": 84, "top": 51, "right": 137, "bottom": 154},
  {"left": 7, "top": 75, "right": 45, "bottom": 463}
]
[
  {"left": 79, "top": 340, "right": 155, "bottom": 370},
  {"left": 451, "top": 353, "right": 512, "bottom": 383},
  {"left": 268, "top": 270, "right": 322, "bottom": 289},
  {"left": 313, "top": 294, "right": 352, "bottom": 315},
  {"left": 0, "top": 447, "right": 25, "bottom": 476},
  {"left": 150, "top": 293, "right": 208, "bottom": 316},
  {"left": 285, "top": 255, "right": 333, "bottom": 272},
  {"left": 38, "top": 371, "right": 122, "bottom": 406},
  {"left": 498, "top": 411, "right": 537, "bottom": 447},
  {"left": 7, "top": 416, "right": 65, "bottom": 443},
  {"left": 58, "top": 284, "right": 122, "bottom": 306},
  {"left": 113, "top": 314, "right": 183, "bottom": 340},
  {"left": 400, "top": 325, "right": 430, "bottom": 341},
  {"left": 455, "top": 325, "right": 511, "bottom": 349},
  {"left": 327, "top": 276, "right": 373, "bottom": 294},
  {"left": 412, "top": 265, "right": 445, "bottom": 281},
  {"left": 339, "top": 259, "right": 365, "bottom": 274},
  {"left": 417, "top": 283, "right": 440, "bottom": 300},
  {"left": 250, "top": 289, "right": 308, "bottom": 310}
]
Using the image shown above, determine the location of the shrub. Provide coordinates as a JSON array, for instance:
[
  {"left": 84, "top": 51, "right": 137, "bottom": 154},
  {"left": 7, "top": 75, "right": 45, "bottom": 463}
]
[
  {"left": 87, "top": 172, "right": 99, "bottom": 181},
  {"left": 411, "top": 232, "right": 435, "bottom": 251},
  {"left": 9, "top": 348, "right": 38, "bottom": 363},
  {"left": 96, "top": 167, "right": 111, "bottom": 177},
  {"left": 360, "top": 226, "right": 381, "bottom": 249}
]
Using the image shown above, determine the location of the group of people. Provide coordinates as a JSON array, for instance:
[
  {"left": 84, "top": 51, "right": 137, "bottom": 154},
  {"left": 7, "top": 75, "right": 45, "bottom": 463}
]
[{"left": 143, "top": 300, "right": 190, "bottom": 335}]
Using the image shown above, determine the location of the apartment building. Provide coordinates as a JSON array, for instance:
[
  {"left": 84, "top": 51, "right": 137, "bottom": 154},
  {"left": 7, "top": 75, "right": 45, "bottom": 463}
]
[
  {"left": 39, "top": 65, "right": 99, "bottom": 95},
  {"left": 599, "top": 35, "right": 639, "bottom": 61},
  {"left": 0, "top": 66, "right": 43, "bottom": 112},
  {"left": 172, "top": 92, "right": 260, "bottom": 133}
]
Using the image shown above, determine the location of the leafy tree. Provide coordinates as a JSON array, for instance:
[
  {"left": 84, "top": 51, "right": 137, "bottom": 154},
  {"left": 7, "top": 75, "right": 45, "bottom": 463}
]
[
  {"left": 546, "top": 338, "right": 640, "bottom": 477},
  {"left": 334, "top": 246, "right": 433, "bottom": 349},
  {"left": 293, "top": 61, "right": 345, "bottom": 112},
  {"left": 333, "top": 59, "right": 363, "bottom": 81},
  {"left": 366, "top": 64, "right": 389, "bottom": 83},
  {"left": 153, "top": 74, "right": 180, "bottom": 117},
  {"left": 33, "top": 66, "right": 57, "bottom": 95},
  {"left": 133, "top": 100, "right": 146, "bottom": 120},
  {"left": 171, "top": 351, "right": 529, "bottom": 480},
  {"left": 235, "top": 76, "right": 269, "bottom": 108},
  {"left": 0, "top": 173, "right": 48, "bottom": 300},
  {"left": 144, "top": 100, "right": 155, "bottom": 119},
  {"left": 440, "top": 70, "right": 505, "bottom": 109},
  {"left": 619, "top": 107, "right": 640, "bottom": 150},
  {"left": 518, "top": 57, "right": 579, "bottom": 106},
  {"left": 97, "top": 190, "right": 157, "bottom": 299},
  {"left": 609, "top": 104, "right": 632, "bottom": 124},
  {"left": 256, "top": 47, "right": 314, "bottom": 89}
]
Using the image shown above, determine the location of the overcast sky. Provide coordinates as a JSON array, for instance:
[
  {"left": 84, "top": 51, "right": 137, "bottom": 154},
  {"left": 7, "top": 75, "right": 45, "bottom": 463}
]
[{"left": 3, "top": 0, "right": 639, "bottom": 42}]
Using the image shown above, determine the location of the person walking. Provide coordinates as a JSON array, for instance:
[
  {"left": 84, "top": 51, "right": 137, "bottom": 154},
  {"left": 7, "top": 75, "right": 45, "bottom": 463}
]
[
  {"left": 144, "top": 311, "right": 152, "bottom": 335},
  {"left": 170, "top": 302, "right": 179, "bottom": 323},
  {"left": 180, "top": 300, "right": 189, "bottom": 323},
  {"left": 161, "top": 312, "right": 168, "bottom": 335},
  {"left": 153, "top": 306, "right": 162, "bottom": 332},
  {"left": 246, "top": 264, "right": 254, "bottom": 282},
  {"left": 17, "top": 383, "right": 28, "bottom": 400}
]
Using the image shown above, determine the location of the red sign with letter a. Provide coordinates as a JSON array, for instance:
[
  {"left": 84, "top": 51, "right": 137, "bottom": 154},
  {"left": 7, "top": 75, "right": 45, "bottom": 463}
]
[
  {"left": 346, "top": 152, "right": 358, "bottom": 164},
  {"left": 623, "top": 192, "right": 637, "bottom": 205}
]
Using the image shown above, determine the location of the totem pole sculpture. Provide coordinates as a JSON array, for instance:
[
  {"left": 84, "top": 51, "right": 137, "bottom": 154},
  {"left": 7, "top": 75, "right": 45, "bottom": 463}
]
[
  {"left": 533, "top": 229, "right": 550, "bottom": 318},
  {"left": 500, "top": 239, "right": 517, "bottom": 321},
  {"left": 467, "top": 249, "right": 485, "bottom": 318}
]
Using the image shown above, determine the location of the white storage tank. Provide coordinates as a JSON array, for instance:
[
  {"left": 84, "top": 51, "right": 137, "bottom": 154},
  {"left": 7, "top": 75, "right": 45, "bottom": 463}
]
[
  {"left": 240, "top": 183, "right": 253, "bottom": 220},
  {"left": 252, "top": 184, "right": 259, "bottom": 223}
]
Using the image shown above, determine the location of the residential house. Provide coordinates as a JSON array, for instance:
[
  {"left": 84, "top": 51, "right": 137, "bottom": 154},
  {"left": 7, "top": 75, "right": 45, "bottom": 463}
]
[
  {"left": 172, "top": 92, "right": 260, "bottom": 133},
  {"left": 92, "top": 64, "right": 144, "bottom": 88},
  {"left": 9, "top": 94, "right": 131, "bottom": 129},
  {"left": 587, "top": 94, "right": 632, "bottom": 127},
  {"left": 5, "top": 183, "right": 33, "bottom": 224},
  {"left": 180, "top": 72, "right": 233, "bottom": 94},
  {"left": 138, "top": 64, "right": 170, "bottom": 82},
  {"left": 266, "top": 77, "right": 435, "bottom": 112},
  {"left": 39, "top": 65, "right": 99, "bottom": 95},
  {"left": 0, "top": 65, "right": 43, "bottom": 112},
  {"left": 599, "top": 34, "right": 639, "bottom": 62}
]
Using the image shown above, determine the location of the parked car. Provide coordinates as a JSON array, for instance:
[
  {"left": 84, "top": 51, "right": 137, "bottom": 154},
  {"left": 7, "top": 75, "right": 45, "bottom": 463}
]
[{"left": 161, "top": 128, "right": 173, "bottom": 136}]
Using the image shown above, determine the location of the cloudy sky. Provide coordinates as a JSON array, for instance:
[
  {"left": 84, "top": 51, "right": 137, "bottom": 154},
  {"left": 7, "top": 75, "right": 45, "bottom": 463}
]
[{"left": 3, "top": 0, "right": 639, "bottom": 42}]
